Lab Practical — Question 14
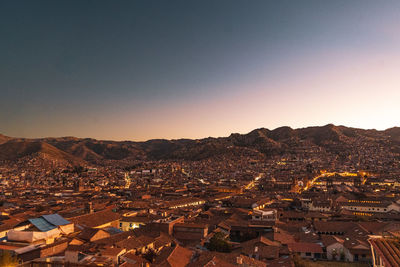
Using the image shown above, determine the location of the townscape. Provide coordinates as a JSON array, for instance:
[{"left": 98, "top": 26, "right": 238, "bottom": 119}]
[{"left": 1, "top": 125, "right": 400, "bottom": 266}]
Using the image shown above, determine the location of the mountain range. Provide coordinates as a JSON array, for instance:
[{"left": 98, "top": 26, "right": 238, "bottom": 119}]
[{"left": 1, "top": 124, "right": 399, "bottom": 166}]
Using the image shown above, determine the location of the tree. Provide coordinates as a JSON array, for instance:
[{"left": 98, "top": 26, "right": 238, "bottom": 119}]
[
  {"left": 340, "top": 250, "right": 345, "bottom": 261},
  {"left": 35, "top": 205, "right": 45, "bottom": 212},
  {"left": 72, "top": 165, "right": 85, "bottom": 174},
  {"left": 206, "top": 232, "right": 231, "bottom": 253},
  {"left": 143, "top": 248, "right": 157, "bottom": 263},
  {"left": 293, "top": 254, "right": 307, "bottom": 267},
  {"left": 331, "top": 249, "right": 338, "bottom": 260},
  {"left": 0, "top": 251, "right": 19, "bottom": 267},
  {"left": 306, "top": 163, "right": 313, "bottom": 174}
]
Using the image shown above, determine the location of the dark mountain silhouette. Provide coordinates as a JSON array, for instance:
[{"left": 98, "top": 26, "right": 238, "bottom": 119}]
[
  {"left": 0, "top": 140, "right": 82, "bottom": 164},
  {"left": 0, "top": 134, "right": 12, "bottom": 145},
  {"left": 385, "top": 127, "right": 400, "bottom": 142},
  {"left": 0, "top": 124, "right": 399, "bottom": 165}
]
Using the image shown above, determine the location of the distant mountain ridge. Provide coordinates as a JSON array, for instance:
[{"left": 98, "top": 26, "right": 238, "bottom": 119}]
[
  {"left": 1, "top": 124, "right": 399, "bottom": 166},
  {"left": 0, "top": 133, "right": 13, "bottom": 145},
  {"left": 0, "top": 140, "right": 82, "bottom": 164}
]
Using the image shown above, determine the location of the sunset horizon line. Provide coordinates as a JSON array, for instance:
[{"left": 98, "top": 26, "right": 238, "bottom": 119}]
[{"left": 2, "top": 123, "right": 399, "bottom": 143}]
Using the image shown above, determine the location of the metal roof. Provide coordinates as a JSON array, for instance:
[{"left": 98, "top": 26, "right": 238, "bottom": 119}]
[
  {"left": 28, "top": 218, "right": 57, "bottom": 232},
  {"left": 42, "top": 214, "right": 70, "bottom": 226},
  {"left": 103, "top": 227, "right": 123, "bottom": 235}
]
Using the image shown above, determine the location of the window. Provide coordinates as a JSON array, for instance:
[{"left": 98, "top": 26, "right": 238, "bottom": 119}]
[{"left": 306, "top": 252, "right": 311, "bottom": 257}]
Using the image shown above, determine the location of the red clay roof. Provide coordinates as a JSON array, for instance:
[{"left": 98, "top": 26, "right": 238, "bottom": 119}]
[
  {"left": 204, "top": 256, "right": 236, "bottom": 267},
  {"left": 69, "top": 209, "right": 120, "bottom": 228},
  {"left": 370, "top": 238, "right": 400, "bottom": 267},
  {"left": 167, "top": 245, "right": 193, "bottom": 267},
  {"left": 288, "top": 242, "right": 323, "bottom": 253}
]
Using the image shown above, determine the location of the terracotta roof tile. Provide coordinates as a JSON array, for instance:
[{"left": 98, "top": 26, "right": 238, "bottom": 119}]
[
  {"left": 69, "top": 209, "right": 120, "bottom": 228},
  {"left": 288, "top": 242, "right": 323, "bottom": 253}
]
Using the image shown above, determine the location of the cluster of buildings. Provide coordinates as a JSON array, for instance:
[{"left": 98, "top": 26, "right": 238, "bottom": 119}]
[{"left": 1, "top": 141, "right": 400, "bottom": 266}]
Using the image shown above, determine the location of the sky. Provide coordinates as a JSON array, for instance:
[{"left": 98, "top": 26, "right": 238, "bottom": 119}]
[{"left": 1, "top": 0, "right": 399, "bottom": 141}]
